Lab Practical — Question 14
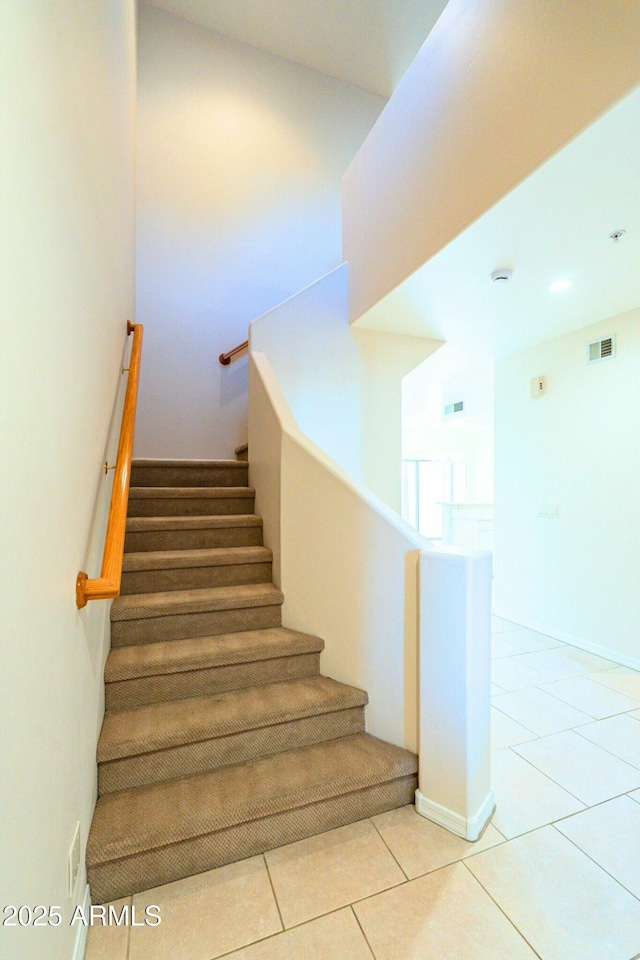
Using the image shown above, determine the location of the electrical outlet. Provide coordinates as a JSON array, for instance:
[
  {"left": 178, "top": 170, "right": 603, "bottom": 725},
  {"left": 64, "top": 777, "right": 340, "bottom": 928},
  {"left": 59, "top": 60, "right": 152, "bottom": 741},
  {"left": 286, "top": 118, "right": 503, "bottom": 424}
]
[
  {"left": 538, "top": 504, "right": 559, "bottom": 519},
  {"left": 68, "top": 822, "right": 80, "bottom": 897}
]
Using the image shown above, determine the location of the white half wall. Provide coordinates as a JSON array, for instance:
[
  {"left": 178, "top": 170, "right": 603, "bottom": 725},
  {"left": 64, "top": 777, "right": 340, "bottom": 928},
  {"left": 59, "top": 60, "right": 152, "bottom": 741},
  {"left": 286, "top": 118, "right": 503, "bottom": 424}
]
[
  {"left": 249, "top": 351, "right": 426, "bottom": 750},
  {"left": 0, "top": 3, "right": 136, "bottom": 958},
  {"left": 135, "top": 2, "right": 385, "bottom": 459},
  {"left": 494, "top": 308, "right": 640, "bottom": 667},
  {"left": 343, "top": 0, "right": 639, "bottom": 323},
  {"left": 249, "top": 267, "right": 493, "bottom": 824}
]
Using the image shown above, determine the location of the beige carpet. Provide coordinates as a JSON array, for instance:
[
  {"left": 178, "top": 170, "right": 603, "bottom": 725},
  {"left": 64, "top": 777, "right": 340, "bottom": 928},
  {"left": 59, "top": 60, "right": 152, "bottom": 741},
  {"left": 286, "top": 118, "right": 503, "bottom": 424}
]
[{"left": 87, "top": 458, "right": 417, "bottom": 903}]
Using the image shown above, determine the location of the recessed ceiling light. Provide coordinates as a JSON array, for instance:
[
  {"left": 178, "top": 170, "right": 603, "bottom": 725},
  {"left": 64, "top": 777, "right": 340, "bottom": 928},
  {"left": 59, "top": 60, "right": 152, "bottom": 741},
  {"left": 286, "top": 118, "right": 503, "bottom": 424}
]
[{"left": 548, "top": 278, "right": 573, "bottom": 293}]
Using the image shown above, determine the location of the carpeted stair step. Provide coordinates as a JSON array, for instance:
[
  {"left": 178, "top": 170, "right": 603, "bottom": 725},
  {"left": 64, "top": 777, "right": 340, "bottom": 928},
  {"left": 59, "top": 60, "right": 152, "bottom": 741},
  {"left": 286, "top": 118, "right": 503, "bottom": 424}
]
[
  {"left": 97, "top": 676, "right": 368, "bottom": 794},
  {"left": 104, "top": 627, "right": 324, "bottom": 712},
  {"left": 111, "top": 583, "right": 284, "bottom": 647},
  {"left": 120, "top": 545, "right": 273, "bottom": 595},
  {"left": 235, "top": 442, "right": 248, "bottom": 462},
  {"left": 127, "top": 486, "right": 255, "bottom": 518},
  {"left": 87, "top": 733, "right": 418, "bottom": 903},
  {"left": 131, "top": 459, "right": 248, "bottom": 488},
  {"left": 125, "top": 514, "right": 263, "bottom": 553}
]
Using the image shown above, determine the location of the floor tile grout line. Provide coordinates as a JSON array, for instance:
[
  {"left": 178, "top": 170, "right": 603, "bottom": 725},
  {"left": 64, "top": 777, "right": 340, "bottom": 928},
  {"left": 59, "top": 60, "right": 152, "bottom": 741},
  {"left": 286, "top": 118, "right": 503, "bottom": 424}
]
[
  {"left": 459, "top": 859, "right": 544, "bottom": 960},
  {"left": 349, "top": 905, "right": 378, "bottom": 959},
  {"left": 122, "top": 798, "right": 640, "bottom": 960},
  {"left": 589, "top": 669, "right": 640, "bottom": 694},
  {"left": 534, "top": 679, "right": 640, "bottom": 716},
  {"left": 550, "top": 821, "right": 640, "bottom": 904},
  {"left": 502, "top": 743, "right": 590, "bottom": 806},
  {"left": 504, "top": 724, "right": 640, "bottom": 806},
  {"left": 510, "top": 729, "right": 640, "bottom": 799},
  {"left": 489, "top": 821, "right": 508, "bottom": 841},
  {"left": 208, "top": 906, "right": 351, "bottom": 960},
  {"left": 509, "top": 644, "right": 619, "bottom": 669},
  {"left": 492, "top": 682, "right": 596, "bottom": 711},
  {"left": 133, "top": 851, "right": 492, "bottom": 960},
  {"left": 571, "top": 724, "right": 640, "bottom": 771},
  {"left": 492, "top": 661, "right": 555, "bottom": 687},
  {"left": 127, "top": 816, "right": 522, "bottom": 947},
  {"left": 242, "top": 802, "right": 635, "bottom": 938},
  {"left": 496, "top": 650, "right": 624, "bottom": 680},
  {"left": 484, "top": 789, "right": 640, "bottom": 844},
  {"left": 262, "top": 853, "right": 285, "bottom": 932},
  {"left": 490, "top": 702, "right": 539, "bottom": 735},
  {"left": 369, "top": 816, "right": 411, "bottom": 881},
  {"left": 552, "top": 790, "right": 640, "bottom": 822}
]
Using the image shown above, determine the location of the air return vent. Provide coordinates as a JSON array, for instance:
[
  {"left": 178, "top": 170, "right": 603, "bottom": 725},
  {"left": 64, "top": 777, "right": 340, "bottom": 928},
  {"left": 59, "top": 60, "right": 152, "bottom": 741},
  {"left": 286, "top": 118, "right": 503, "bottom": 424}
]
[
  {"left": 587, "top": 335, "right": 615, "bottom": 364},
  {"left": 444, "top": 400, "right": 464, "bottom": 416}
]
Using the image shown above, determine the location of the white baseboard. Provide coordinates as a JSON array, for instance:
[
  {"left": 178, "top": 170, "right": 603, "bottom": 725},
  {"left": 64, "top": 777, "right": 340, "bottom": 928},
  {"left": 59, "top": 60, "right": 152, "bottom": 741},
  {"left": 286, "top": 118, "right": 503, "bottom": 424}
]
[
  {"left": 71, "top": 884, "right": 91, "bottom": 960},
  {"left": 493, "top": 611, "right": 640, "bottom": 672},
  {"left": 415, "top": 789, "right": 495, "bottom": 842}
]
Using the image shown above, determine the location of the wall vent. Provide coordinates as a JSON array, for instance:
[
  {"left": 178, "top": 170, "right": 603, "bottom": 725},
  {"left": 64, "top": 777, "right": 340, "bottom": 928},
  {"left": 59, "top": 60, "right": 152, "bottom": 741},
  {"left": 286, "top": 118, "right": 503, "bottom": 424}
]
[
  {"left": 587, "top": 335, "right": 615, "bottom": 364},
  {"left": 444, "top": 400, "right": 464, "bottom": 416}
]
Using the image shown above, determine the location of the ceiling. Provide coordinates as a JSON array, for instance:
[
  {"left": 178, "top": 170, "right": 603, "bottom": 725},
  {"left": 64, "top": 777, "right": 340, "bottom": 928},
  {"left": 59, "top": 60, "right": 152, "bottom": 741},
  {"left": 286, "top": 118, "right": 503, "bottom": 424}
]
[
  {"left": 357, "top": 84, "right": 640, "bottom": 357},
  {"left": 143, "top": 0, "right": 448, "bottom": 98}
]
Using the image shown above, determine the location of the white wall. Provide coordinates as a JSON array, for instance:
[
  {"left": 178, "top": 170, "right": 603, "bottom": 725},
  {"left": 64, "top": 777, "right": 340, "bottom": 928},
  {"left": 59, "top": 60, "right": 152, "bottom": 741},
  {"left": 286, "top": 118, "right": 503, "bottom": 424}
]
[
  {"left": 251, "top": 265, "right": 439, "bottom": 509},
  {"left": 250, "top": 267, "right": 364, "bottom": 481},
  {"left": 135, "top": 3, "right": 385, "bottom": 459},
  {"left": 0, "top": 3, "right": 136, "bottom": 958},
  {"left": 494, "top": 308, "right": 640, "bottom": 667},
  {"left": 343, "top": 0, "right": 639, "bottom": 323},
  {"left": 402, "top": 345, "right": 495, "bottom": 504}
]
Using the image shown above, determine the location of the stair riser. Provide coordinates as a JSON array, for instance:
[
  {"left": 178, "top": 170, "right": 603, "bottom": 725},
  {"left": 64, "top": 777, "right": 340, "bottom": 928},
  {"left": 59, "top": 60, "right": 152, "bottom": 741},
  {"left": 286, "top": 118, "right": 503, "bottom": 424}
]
[
  {"left": 98, "top": 707, "right": 365, "bottom": 794},
  {"left": 127, "top": 497, "right": 254, "bottom": 518},
  {"left": 111, "top": 605, "right": 282, "bottom": 647},
  {"left": 131, "top": 466, "right": 248, "bottom": 488},
  {"left": 120, "top": 563, "right": 272, "bottom": 595},
  {"left": 124, "top": 526, "right": 263, "bottom": 552},
  {"left": 88, "top": 775, "right": 417, "bottom": 903},
  {"left": 105, "top": 652, "right": 322, "bottom": 712}
]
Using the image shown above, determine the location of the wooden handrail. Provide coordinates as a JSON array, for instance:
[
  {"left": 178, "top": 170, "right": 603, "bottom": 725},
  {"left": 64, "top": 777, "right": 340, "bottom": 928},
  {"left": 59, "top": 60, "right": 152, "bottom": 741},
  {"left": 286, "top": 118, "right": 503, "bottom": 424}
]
[
  {"left": 76, "top": 321, "right": 144, "bottom": 608},
  {"left": 219, "top": 340, "right": 248, "bottom": 365}
]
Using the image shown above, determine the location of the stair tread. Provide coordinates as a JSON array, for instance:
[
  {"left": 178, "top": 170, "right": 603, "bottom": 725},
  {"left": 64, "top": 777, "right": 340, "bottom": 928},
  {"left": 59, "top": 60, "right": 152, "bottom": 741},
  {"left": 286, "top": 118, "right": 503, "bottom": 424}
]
[
  {"left": 132, "top": 459, "right": 246, "bottom": 469},
  {"left": 98, "top": 676, "right": 367, "bottom": 762},
  {"left": 105, "top": 627, "right": 324, "bottom": 683},
  {"left": 126, "top": 515, "right": 262, "bottom": 531},
  {"left": 88, "top": 734, "right": 417, "bottom": 865},
  {"left": 122, "top": 545, "right": 272, "bottom": 572},
  {"left": 128, "top": 486, "right": 254, "bottom": 499},
  {"left": 111, "top": 583, "right": 283, "bottom": 622}
]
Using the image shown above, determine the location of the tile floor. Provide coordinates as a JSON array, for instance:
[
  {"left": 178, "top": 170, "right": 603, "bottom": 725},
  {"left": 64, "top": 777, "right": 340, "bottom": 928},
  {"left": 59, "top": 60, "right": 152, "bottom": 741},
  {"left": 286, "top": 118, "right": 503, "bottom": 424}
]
[{"left": 86, "top": 618, "right": 640, "bottom": 960}]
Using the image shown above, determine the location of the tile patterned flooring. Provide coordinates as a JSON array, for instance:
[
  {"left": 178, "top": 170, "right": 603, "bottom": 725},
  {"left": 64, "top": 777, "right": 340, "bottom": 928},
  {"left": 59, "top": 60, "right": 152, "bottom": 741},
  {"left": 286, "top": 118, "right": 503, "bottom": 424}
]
[{"left": 86, "top": 618, "right": 640, "bottom": 960}]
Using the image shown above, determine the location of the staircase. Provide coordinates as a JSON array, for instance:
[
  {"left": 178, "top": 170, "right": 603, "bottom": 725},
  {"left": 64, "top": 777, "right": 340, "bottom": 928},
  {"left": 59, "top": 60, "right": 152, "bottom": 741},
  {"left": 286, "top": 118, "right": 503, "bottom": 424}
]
[{"left": 87, "top": 458, "right": 417, "bottom": 904}]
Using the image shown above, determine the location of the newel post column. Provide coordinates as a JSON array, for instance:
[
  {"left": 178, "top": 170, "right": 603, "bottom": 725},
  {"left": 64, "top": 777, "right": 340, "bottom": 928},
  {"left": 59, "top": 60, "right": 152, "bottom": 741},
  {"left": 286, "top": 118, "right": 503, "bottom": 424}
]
[{"left": 415, "top": 548, "right": 494, "bottom": 840}]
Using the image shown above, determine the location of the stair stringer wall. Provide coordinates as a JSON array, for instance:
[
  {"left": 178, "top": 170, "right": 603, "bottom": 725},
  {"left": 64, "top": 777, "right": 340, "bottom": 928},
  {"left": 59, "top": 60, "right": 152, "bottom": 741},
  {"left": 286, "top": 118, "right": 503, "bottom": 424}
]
[{"left": 250, "top": 349, "right": 425, "bottom": 752}]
